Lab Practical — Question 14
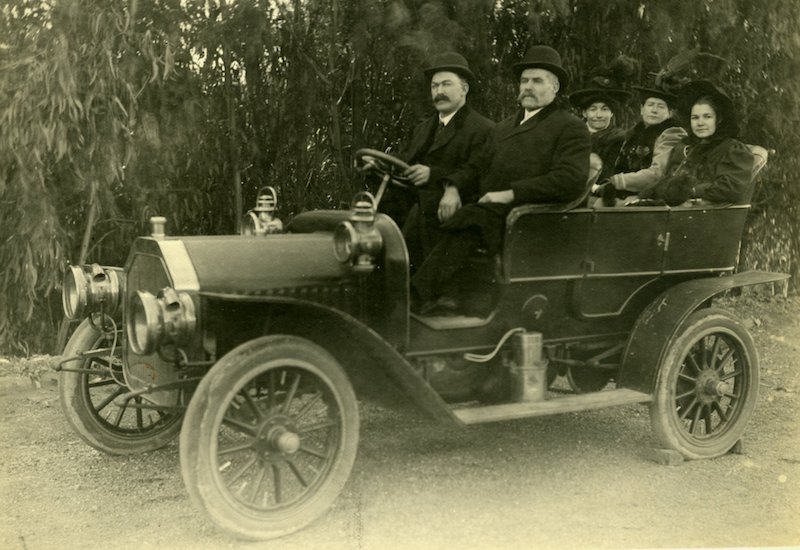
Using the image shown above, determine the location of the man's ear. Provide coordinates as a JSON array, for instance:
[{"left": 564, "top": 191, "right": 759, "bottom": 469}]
[
  {"left": 553, "top": 78, "right": 560, "bottom": 94},
  {"left": 462, "top": 81, "right": 470, "bottom": 94}
]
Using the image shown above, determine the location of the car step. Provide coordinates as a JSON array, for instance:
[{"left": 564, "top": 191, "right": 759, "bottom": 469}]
[{"left": 452, "top": 388, "right": 652, "bottom": 425}]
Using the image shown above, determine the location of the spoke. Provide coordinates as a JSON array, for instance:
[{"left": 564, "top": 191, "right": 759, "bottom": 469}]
[
  {"left": 679, "top": 396, "right": 699, "bottom": 421},
  {"left": 269, "top": 370, "right": 277, "bottom": 411},
  {"left": 720, "top": 368, "right": 742, "bottom": 382},
  {"left": 95, "top": 386, "right": 126, "bottom": 412},
  {"left": 703, "top": 405, "right": 714, "bottom": 434},
  {"left": 272, "top": 463, "right": 282, "bottom": 504},
  {"left": 714, "top": 348, "right": 735, "bottom": 374},
  {"left": 248, "top": 463, "right": 267, "bottom": 505},
  {"left": 285, "top": 457, "right": 309, "bottom": 487},
  {"left": 711, "top": 400, "right": 729, "bottom": 423},
  {"left": 294, "top": 391, "right": 323, "bottom": 422},
  {"left": 297, "top": 419, "right": 335, "bottom": 434},
  {"left": 686, "top": 351, "right": 703, "bottom": 375},
  {"left": 240, "top": 388, "right": 265, "bottom": 421},
  {"left": 299, "top": 444, "right": 327, "bottom": 460},
  {"left": 690, "top": 403, "right": 704, "bottom": 434},
  {"left": 697, "top": 337, "right": 708, "bottom": 368},
  {"left": 282, "top": 373, "right": 302, "bottom": 414},
  {"left": 222, "top": 415, "right": 257, "bottom": 437},
  {"left": 678, "top": 372, "right": 697, "bottom": 384},
  {"left": 227, "top": 454, "right": 258, "bottom": 486},
  {"left": 218, "top": 440, "right": 255, "bottom": 456},
  {"left": 112, "top": 401, "right": 127, "bottom": 427},
  {"left": 135, "top": 397, "right": 144, "bottom": 429},
  {"left": 675, "top": 387, "right": 695, "bottom": 400},
  {"left": 709, "top": 335, "right": 722, "bottom": 370}
]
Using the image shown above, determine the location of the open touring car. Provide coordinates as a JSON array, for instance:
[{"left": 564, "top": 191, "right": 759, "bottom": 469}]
[{"left": 57, "top": 146, "right": 787, "bottom": 540}]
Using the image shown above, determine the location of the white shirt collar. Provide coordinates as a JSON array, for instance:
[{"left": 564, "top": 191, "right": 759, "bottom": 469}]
[
  {"left": 439, "top": 110, "right": 458, "bottom": 127},
  {"left": 520, "top": 108, "right": 543, "bottom": 124}
]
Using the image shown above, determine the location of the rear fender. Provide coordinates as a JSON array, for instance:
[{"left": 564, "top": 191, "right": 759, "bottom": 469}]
[
  {"left": 203, "top": 294, "right": 460, "bottom": 425},
  {"left": 617, "top": 271, "right": 789, "bottom": 393}
]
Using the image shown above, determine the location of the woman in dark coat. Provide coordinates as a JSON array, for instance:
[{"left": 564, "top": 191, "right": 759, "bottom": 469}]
[
  {"left": 569, "top": 77, "right": 630, "bottom": 181},
  {"left": 638, "top": 80, "right": 753, "bottom": 205}
]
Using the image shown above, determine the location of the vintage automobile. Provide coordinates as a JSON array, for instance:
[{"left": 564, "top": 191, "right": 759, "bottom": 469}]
[{"left": 57, "top": 147, "right": 786, "bottom": 540}]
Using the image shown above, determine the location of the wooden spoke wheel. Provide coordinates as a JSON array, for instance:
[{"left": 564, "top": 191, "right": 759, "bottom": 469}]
[
  {"left": 650, "top": 308, "right": 759, "bottom": 459},
  {"left": 180, "top": 335, "right": 359, "bottom": 540},
  {"left": 58, "top": 319, "right": 182, "bottom": 455}
]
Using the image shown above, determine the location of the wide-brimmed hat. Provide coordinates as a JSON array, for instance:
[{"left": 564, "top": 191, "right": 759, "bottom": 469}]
[
  {"left": 678, "top": 79, "right": 738, "bottom": 137},
  {"left": 569, "top": 75, "right": 631, "bottom": 110},
  {"left": 512, "top": 45, "right": 569, "bottom": 88},
  {"left": 423, "top": 52, "right": 475, "bottom": 83},
  {"left": 632, "top": 79, "right": 678, "bottom": 107}
]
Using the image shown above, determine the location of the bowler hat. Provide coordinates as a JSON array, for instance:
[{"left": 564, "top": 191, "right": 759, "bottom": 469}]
[
  {"left": 678, "top": 79, "right": 738, "bottom": 137},
  {"left": 512, "top": 45, "right": 570, "bottom": 88},
  {"left": 424, "top": 52, "right": 475, "bottom": 83}
]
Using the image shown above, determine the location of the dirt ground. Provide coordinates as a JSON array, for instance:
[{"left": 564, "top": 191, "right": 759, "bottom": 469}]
[{"left": 1, "top": 296, "right": 798, "bottom": 550}]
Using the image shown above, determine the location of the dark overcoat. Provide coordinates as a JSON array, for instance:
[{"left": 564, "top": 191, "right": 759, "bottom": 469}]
[
  {"left": 442, "top": 102, "right": 590, "bottom": 252},
  {"left": 403, "top": 104, "right": 495, "bottom": 215},
  {"left": 398, "top": 105, "right": 494, "bottom": 265}
]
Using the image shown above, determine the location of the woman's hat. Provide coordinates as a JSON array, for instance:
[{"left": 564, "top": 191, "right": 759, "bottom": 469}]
[
  {"left": 678, "top": 79, "right": 738, "bottom": 137},
  {"left": 632, "top": 73, "right": 679, "bottom": 107},
  {"left": 512, "top": 45, "right": 570, "bottom": 88},
  {"left": 569, "top": 75, "right": 631, "bottom": 110},
  {"left": 424, "top": 52, "right": 475, "bottom": 83}
]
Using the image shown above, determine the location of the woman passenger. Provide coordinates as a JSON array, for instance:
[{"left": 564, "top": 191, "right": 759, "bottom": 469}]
[
  {"left": 637, "top": 80, "right": 753, "bottom": 205},
  {"left": 569, "top": 77, "right": 630, "bottom": 182}
]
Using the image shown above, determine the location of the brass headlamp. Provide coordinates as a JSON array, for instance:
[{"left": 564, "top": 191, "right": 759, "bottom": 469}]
[
  {"left": 127, "top": 287, "right": 196, "bottom": 355},
  {"left": 241, "top": 186, "right": 283, "bottom": 236},
  {"left": 333, "top": 192, "right": 383, "bottom": 273},
  {"left": 62, "top": 264, "right": 123, "bottom": 320}
]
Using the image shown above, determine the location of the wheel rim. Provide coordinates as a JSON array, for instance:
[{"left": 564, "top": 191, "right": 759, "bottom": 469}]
[
  {"left": 79, "top": 330, "right": 178, "bottom": 438},
  {"left": 670, "top": 329, "right": 752, "bottom": 444},
  {"left": 211, "top": 363, "right": 344, "bottom": 512}
]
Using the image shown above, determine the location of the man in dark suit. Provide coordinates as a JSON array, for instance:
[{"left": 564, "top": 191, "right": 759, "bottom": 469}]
[
  {"left": 385, "top": 52, "right": 494, "bottom": 271},
  {"left": 412, "top": 45, "right": 591, "bottom": 316}
]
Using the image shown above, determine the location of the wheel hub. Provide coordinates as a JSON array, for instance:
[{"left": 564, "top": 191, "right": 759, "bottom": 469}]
[
  {"left": 252, "top": 417, "right": 300, "bottom": 456},
  {"left": 695, "top": 369, "right": 729, "bottom": 404}
]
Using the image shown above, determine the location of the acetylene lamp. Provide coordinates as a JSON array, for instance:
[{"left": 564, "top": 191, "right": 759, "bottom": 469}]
[
  {"left": 241, "top": 186, "right": 283, "bottom": 236},
  {"left": 333, "top": 192, "right": 383, "bottom": 273},
  {"left": 127, "top": 287, "right": 196, "bottom": 355},
  {"left": 62, "top": 264, "right": 123, "bottom": 320}
]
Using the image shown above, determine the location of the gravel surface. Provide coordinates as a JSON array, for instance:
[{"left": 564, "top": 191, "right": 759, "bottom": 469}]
[{"left": 1, "top": 297, "right": 798, "bottom": 550}]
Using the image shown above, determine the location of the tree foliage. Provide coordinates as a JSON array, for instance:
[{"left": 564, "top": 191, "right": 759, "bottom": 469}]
[{"left": 0, "top": 0, "right": 798, "bottom": 354}]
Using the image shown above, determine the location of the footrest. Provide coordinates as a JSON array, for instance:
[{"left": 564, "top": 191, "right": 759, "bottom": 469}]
[{"left": 452, "top": 388, "right": 652, "bottom": 425}]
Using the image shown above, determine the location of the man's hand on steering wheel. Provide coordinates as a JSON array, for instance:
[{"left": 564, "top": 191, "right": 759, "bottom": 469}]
[
  {"left": 355, "top": 148, "right": 414, "bottom": 189},
  {"left": 404, "top": 164, "right": 431, "bottom": 186}
]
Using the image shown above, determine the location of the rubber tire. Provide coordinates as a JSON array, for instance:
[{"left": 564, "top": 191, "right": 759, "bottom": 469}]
[
  {"left": 179, "top": 335, "right": 359, "bottom": 540},
  {"left": 58, "top": 319, "right": 182, "bottom": 455},
  {"left": 650, "top": 308, "right": 759, "bottom": 459}
]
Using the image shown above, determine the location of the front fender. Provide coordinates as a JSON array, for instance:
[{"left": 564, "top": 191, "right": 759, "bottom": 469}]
[
  {"left": 617, "top": 270, "right": 789, "bottom": 393},
  {"left": 202, "top": 293, "right": 461, "bottom": 426}
]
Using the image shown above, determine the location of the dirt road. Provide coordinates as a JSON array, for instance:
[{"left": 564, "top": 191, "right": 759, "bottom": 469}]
[{"left": 1, "top": 298, "right": 799, "bottom": 550}]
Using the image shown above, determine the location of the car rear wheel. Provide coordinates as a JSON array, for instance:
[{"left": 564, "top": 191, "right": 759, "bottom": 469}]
[
  {"left": 650, "top": 308, "right": 759, "bottom": 459},
  {"left": 179, "top": 335, "right": 359, "bottom": 540},
  {"left": 59, "top": 318, "right": 182, "bottom": 454}
]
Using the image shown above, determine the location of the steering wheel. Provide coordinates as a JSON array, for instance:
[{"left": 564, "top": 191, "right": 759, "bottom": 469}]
[{"left": 355, "top": 148, "right": 413, "bottom": 189}]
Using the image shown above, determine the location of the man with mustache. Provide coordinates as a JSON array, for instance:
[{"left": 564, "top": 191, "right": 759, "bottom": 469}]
[
  {"left": 389, "top": 52, "right": 494, "bottom": 271},
  {"left": 412, "top": 45, "right": 590, "bottom": 317}
]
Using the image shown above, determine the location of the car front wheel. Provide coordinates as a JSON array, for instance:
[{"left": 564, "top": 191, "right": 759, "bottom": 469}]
[
  {"left": 179, "top": 335, "right": 359, "bottom": 540},
  {"left": 650, "top": 308, "right": 759, "bottom": 459}
]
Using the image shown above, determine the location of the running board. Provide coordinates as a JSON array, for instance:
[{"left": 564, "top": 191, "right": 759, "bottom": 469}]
[{"left": 452, "top": 388, "right": 652, "bottom": 425}]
